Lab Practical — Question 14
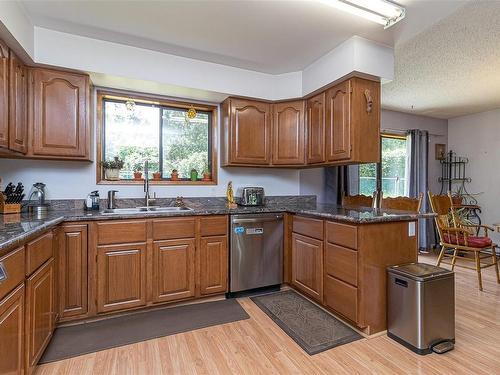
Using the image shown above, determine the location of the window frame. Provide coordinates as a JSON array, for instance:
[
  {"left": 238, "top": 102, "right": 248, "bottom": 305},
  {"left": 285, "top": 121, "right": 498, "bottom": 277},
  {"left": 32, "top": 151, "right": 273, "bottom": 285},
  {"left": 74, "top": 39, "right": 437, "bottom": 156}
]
[
  {"left": 356, "top": 132, "right": 408, "bottom": 196},
  {"left": 96, "top": 90, "right": 218, "bottom": 185}
]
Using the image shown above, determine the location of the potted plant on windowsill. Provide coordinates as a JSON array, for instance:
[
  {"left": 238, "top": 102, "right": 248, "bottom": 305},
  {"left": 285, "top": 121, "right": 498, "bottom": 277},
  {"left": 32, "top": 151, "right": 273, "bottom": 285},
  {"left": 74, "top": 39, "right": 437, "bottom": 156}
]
[
  {"left": 171, "top": 169, "right": 179, "bottom": 181},
  {"left": 202, "top": 169, "right": 211, "bottom": 181},
  {"left": 133, "top": 162, "right": 143, "bottom": 180},
  {"left": 153, "top": 171, "right": 162, "bottom": 181},
  {"left": 101, "top": 157, "right": 124, "bottom": 181}
]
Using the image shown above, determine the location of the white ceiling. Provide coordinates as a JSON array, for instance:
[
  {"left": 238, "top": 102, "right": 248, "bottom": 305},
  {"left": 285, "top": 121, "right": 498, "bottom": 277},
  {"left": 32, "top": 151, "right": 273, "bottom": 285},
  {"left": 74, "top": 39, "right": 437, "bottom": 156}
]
[
  {"left": 382, "top": 1, "right": 500, "bottom": 119},
  {"left": 19, "top": 0, "right": 498, "bottom": 119},
  {"left": 19, "top": 0, "right": 466, "bottom": 74}
]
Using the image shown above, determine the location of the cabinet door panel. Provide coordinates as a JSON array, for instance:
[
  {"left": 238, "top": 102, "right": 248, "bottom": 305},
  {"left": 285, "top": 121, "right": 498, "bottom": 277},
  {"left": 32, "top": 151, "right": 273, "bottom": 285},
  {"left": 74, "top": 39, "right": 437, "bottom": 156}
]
[
  {"left": 326, "top": 81, "right": 351, "bottom": 161},
  {"left": 0, "top": 285, "right": 24, "bottom": 375},
  {"left": 153, "top": 239, "right": 195, "bottom": 303},
  {"left": 324, "top": 274, "right": 358, "bottom": 323},
  {"left": 199, "top": 236, "right": 228, "bottom": 295},
  {"left": 272, "top": 101, "right": 305, "bottom": 165},
  {"left": 59, "top": 225, "right": 88, "bottom": 319},
  {"left": 97, "top": 243, "right": 147, "bottom": 313},
  {"left": 9, "top": 51, "right": 28, "bottom": 153},
  {"left": 306, "top": 92, "right": 326, "bottom": 164},
  {"left": 31, "top": 69, "right": 89, "bottom": 158},
  {"left": 0, "top": 40, "right": 8, "bottom": 148},
  {"left": 230, "top": 99, "right": 270, "bottom": 165},
  {"left": 26, "top": 259, "right": 55, "bottom": 373},
  {"left": 291, "top": 233, "right": 323, "bottom": 301}
]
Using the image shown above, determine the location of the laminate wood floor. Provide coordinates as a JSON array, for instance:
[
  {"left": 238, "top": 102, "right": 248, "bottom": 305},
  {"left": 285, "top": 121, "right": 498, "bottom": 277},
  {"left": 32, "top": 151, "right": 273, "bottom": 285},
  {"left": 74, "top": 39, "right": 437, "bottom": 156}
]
[{"left": 36, "top": 254, "right": 500, "bottom": 374}]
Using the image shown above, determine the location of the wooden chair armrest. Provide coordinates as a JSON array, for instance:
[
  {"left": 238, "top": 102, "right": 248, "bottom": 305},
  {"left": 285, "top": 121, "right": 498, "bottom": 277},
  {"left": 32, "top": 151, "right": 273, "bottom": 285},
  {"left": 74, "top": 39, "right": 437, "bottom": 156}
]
[
  {"left": 441, "top": 227, "right": 470, "bottom": 236},
  {"left": 461, "top": 224, "right": 494, "bottom": 237}
]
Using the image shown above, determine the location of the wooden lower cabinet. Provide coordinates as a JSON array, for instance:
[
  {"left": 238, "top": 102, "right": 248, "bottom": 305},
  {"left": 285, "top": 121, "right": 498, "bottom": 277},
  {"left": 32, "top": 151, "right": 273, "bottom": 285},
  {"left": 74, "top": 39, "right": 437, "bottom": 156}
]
[
  {"left": 291, "top": 233, "right": 323, "bottom": 301},
  {"left": 323, "top": 274, "right": 358, "bottom": 323},
  {"left": 0, "top": 285, "right": 25, "bottom": 375},
  {"left": 199, "top": 236, "right": 228, "bottom": 295},
  {"left": 97, "top": 243, "right": 147, "bottom": 313},
  {"left": 152, "top": 239, "right": 195, "bottom": 303},
  {"left": 58, "top": 224, "right": 88, "bottom": 320},
  {"left": 26, "top": 259, "right": 55, "bottom": 374}
]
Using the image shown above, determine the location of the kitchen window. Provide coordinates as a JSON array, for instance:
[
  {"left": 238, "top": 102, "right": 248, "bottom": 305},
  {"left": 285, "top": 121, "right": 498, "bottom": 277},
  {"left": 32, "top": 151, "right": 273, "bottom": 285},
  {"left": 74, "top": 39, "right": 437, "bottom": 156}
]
[
  {"left": 355, "top": 134, "right": 409, "bottom": 197},
  {"left": 97, "top": 91, "right": 217, "bottom": 184}
]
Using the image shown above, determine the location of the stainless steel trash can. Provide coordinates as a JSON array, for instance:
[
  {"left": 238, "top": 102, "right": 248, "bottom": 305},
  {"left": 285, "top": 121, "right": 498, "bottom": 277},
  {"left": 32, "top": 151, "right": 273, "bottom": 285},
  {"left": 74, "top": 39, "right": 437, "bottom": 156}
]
[{"left": 387, "top": 263, "right": 455, "bottom": 355}]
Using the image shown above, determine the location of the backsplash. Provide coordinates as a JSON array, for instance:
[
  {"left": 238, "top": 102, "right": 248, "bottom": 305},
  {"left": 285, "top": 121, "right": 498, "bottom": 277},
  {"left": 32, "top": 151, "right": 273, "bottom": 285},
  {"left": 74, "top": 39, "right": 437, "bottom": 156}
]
[{"left": 36, "top": 195, "right": 317, "bottom": 211}]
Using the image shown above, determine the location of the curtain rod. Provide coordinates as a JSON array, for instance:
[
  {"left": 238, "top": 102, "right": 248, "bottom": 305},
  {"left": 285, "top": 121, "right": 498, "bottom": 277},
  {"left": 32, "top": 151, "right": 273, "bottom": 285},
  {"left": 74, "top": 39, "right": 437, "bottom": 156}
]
[{"left": 382, "top": 128, "right": 445, "bottom": 137}]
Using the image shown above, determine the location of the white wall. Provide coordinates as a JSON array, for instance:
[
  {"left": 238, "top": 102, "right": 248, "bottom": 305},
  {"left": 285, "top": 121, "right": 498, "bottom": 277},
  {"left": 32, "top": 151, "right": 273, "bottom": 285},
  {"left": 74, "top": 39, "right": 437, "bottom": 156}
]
[
  {"left": 448, "top": 108, "right": 500, "bottom": 242},
  {"left": 298, "top": 109, "right": 448, "bottom": 202}
]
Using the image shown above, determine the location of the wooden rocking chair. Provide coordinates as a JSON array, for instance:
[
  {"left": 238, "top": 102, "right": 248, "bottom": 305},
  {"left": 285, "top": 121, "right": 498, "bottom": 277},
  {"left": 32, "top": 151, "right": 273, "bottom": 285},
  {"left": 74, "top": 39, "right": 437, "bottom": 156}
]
[{"left": 428, "top": 191, "right": 500, "bottom": 291}]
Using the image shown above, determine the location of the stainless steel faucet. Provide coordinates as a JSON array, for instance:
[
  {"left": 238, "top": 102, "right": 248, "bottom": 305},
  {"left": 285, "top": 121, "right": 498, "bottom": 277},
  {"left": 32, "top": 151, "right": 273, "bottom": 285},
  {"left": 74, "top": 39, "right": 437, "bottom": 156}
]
[
  {"left": 143, "top": 160, "right": 155, "bottom": 207},
  {"left": 107, "top": 190, "right": 118, "bottom": 209}
]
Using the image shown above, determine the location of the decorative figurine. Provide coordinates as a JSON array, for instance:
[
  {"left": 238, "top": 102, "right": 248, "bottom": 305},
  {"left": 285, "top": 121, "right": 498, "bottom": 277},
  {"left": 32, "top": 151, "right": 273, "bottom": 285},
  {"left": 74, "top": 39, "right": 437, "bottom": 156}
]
[{"left": 226, "top": 181, "right": 237, "bottom": 209}]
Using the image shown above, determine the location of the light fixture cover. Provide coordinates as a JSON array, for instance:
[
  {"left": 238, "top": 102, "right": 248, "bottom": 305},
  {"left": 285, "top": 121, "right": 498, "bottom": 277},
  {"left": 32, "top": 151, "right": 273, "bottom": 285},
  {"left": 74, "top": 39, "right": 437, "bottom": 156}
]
[{"left": 321, "top": 0, "right": 406, "bottom": 28}]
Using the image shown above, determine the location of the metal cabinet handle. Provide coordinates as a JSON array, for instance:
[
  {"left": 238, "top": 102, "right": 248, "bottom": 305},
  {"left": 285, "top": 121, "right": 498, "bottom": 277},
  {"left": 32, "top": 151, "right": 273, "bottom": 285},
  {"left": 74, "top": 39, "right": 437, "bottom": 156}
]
[
  {"left": 0, "top": 262, "right": 7, "bottom": 282},
  {"left": 232, "top": 217, "right": 282, "bottom": 224}
]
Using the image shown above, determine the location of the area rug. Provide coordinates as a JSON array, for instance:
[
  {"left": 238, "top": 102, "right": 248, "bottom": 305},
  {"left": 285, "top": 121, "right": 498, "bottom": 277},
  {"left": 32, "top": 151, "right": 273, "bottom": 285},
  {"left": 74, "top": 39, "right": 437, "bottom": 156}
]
[
  {"left": 251, "top": 290, "right": 362, "bottom": 355},
  {"left": 40, "top": 299, "right": 249, "bottom": 363}
]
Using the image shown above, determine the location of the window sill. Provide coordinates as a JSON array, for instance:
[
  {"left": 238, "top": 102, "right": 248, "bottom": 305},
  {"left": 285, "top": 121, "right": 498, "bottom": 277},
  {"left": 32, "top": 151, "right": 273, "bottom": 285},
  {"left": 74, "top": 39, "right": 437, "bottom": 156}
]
[{"left": 97, "top": 179, "right": 217, "bottom": 186}]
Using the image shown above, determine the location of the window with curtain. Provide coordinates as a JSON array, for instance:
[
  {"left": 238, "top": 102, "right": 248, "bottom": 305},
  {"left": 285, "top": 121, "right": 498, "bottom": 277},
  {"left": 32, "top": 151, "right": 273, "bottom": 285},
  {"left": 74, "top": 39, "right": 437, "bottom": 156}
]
[{"left": 357, "top": 134, "right": 409, "bottom": 197}]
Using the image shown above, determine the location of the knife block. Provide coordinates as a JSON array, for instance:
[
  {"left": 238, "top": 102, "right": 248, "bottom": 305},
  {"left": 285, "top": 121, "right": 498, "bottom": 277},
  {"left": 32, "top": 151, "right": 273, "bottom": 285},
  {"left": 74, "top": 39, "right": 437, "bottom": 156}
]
[{"left": 0, "top": 194, "right": 21, "bottom": 214}]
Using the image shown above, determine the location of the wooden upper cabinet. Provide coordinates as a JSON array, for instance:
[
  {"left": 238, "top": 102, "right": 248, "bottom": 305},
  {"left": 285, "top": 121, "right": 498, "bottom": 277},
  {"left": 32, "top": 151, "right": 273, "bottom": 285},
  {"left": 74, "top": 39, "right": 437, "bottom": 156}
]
[
  {"left": 9, "top": 51, "right": 28, "bottom": 154},
  {"left": 58, "top": 224, "right": 88, "bottom": 320},
  {"left": 224, "top": 98, "right": 271, "bottom": 165},
  {"left": 29, "top": 68, "right": 90, "bottom": 159},
  {"left": 0, "top": 285, "right": 25, "bottom": 375},
  {"left": 0, "top": 40, "right": 8, "bottom": 149},
  {"left": 152, "top": 239, "right": 195, "bottom": 303},
  {"left": 306, "top": 92, "right": 326, "bottom": 164},
  {"left": 326, "top": 80, "right": 351, "bottom": 162},
  {"left": 272, "top": 100, "right": 305, "bottom": 165},
  {"left": 26, "top": 259, "right": 55, "bottom": 374}
]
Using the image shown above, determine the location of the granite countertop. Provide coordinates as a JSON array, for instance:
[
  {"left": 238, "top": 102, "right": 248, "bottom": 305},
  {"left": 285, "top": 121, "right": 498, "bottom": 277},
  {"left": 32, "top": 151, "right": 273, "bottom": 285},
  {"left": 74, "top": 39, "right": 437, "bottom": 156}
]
[{"left": 0, "top": 201, "right": 433, "bottom": 254}]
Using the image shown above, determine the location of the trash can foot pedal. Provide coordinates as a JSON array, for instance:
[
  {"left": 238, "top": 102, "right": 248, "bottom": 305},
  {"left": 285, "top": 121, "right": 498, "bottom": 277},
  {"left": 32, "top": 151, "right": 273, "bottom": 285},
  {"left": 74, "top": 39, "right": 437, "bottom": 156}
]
[{"left": 431, "top": 340, "right": 454, "bottom": 354}]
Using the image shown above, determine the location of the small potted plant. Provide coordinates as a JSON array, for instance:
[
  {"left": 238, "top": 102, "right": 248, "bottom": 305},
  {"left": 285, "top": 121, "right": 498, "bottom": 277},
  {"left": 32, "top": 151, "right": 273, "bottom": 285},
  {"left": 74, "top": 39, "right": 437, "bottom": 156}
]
[
  {"left": 202, "top": 169, "right": 211, "bottom": 181},
  {"left": 133, "top": 162, "right": 143, "bottom": 180},
  {"left": 101, "top": 157, "right": 124, "bottom": 181},
  {"left": 190, "top": 169, "right": 198, "bottom": 181},
  {"left": 171, "top": 169, "right": 179, "bottom": 181},
  {"left": 153, "top": 171, "right": 162, "bottom": 181}
]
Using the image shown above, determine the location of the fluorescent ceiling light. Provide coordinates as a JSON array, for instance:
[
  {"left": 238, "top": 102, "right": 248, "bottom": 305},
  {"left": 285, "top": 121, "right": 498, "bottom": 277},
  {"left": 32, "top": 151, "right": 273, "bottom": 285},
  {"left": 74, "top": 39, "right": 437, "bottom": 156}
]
[{"left": 320, "top": 0, "right": 406, "bottom": 29}]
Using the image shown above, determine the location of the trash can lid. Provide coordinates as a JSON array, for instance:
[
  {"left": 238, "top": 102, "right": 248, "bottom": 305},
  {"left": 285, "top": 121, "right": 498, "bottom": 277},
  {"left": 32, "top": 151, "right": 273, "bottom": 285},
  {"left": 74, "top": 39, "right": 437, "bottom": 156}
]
[{"left": 388, "top": 263, "right": 453, "bottom": 281}]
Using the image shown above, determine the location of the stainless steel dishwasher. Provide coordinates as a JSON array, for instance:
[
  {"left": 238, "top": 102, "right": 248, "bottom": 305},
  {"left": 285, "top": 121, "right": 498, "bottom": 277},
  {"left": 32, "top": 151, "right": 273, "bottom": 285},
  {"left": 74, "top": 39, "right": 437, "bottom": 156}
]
[{"left": 230, "top": 213, "right": 283, "bottom": 293}]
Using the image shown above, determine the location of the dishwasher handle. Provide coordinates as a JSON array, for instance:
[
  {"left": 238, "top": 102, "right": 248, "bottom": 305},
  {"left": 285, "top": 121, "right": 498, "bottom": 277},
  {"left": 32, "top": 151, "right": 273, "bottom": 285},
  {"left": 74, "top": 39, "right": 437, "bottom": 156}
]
[{"left": 232, "top": 216, "right": 282, "bottom": 224}]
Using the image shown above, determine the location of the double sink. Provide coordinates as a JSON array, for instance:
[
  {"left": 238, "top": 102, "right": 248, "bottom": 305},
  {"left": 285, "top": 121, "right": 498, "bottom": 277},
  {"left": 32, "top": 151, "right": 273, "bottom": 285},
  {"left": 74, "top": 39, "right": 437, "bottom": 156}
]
[{"left": 101, "top": 206, "right": 193, "bottom": 215}]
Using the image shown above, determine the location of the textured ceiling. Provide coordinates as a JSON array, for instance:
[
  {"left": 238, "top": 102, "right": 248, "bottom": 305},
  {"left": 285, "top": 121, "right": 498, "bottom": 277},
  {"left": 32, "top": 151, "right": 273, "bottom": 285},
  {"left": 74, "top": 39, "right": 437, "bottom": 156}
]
[
  {"left": 19, "top": 0, "right": 465, "bottom": 74},
  {"left": 382, "top": 1, "right": 500, "bottom": 119}
]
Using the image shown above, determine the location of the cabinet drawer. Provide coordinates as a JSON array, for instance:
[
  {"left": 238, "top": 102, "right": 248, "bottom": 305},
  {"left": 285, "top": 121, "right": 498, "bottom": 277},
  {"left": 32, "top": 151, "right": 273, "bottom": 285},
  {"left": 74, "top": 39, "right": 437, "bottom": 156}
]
[
  {"left": 325, "top": 221, "right": 358, "bottom": 249},
  {"left": 293, "top": 216, "right": 324, "bottom": 240},
  {"left": 325, "top": 244, "right": 357, "bottom": 286},
  {"left": 324, "top": 274, "right": 358, "bottom": 323},
  {"left": 26, "top": 231, "right": 53, "bottom": 275},
  {"left": 97, "top": 220, "right": 147, "bottom": 245},
  {"left": 199, "top": 216, "right": 228, "bottom": 237},
  {"left": 153, "top": 217, "right": 195, "bottom": 240},
  {"left": 0, "top": 247, "right": 25, "bottom": 300}
]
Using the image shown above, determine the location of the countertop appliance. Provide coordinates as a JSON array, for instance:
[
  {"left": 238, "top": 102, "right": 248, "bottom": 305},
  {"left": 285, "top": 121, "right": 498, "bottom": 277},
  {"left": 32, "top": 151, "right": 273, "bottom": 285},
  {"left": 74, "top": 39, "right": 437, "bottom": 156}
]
[
  {"left": 230, "top": 213, "right": 283, "bottom": 293},
  {"left": 387, "top": 263, "right": 455, "bottom": 355},
  {"left": 28, "top": 182, "right": 49, "bottom": 215},
  {"left": 235, "top": 187, "right": 265, "bottom": 206}
]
